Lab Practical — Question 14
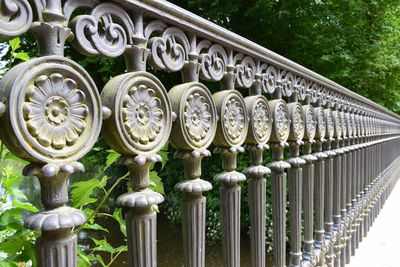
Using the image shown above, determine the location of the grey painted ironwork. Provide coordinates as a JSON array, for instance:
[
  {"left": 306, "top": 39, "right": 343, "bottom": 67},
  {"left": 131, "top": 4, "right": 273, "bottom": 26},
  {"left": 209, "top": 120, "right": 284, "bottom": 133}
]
[{"left": 1, "top": 1, "right": 400, "bottom": 267}]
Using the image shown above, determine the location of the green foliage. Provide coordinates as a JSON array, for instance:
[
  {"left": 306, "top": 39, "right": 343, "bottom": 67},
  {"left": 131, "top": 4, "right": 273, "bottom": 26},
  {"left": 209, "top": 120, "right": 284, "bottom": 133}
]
[{"left": 171, "top": 0, "right": 400, "bottom": 113}]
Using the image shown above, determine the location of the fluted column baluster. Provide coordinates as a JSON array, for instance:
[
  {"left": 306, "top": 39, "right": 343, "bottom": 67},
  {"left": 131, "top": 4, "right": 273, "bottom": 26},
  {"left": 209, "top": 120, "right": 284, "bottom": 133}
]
[
  {"left": 312, "top": 102, "right": 327, "bottom": 266},
  {"left": 332, "top": 108, "right": 344, "bottom": 267},
  {"left": 322, "top": 106, "right": 335, "bottom": 267},
  {"left": 243, "top": 92, "right": 272, "bottom": 267},
  {"left": 267, "top": 87, "right": 291, "bottom": 267},
  {"left": 301, "top": 94, "right": 317, "bottom": 266}
]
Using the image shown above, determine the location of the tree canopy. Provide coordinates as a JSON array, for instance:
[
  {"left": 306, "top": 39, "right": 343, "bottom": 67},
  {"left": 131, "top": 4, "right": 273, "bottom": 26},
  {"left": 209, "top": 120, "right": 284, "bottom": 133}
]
[{"left": 171, "top": 0, "right": 400, "bottom": 112}]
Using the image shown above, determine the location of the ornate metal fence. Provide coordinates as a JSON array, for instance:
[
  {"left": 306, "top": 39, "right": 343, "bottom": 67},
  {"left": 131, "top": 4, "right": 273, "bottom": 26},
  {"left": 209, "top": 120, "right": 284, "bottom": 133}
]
[{"left": 0, "top": 1, "right": 399, "bottom": 267}]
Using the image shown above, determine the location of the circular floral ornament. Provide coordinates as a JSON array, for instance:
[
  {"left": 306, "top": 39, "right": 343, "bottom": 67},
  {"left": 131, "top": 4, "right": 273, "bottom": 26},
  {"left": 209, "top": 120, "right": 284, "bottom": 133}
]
[
  {"left": 346, "top": 112, "right": 353, "bottom": 138},
  {"left": 324, "top": 109, "right": 334, "bottom": 139},
  {"left": 340, "top": 111, "right": 347, "bottom": 138},
  {"left": 0, "top": 56, "right": 101, "bottom": 163},
  {"left": 268, "top": 99, "right": 290, "bottom": 143},
  {"left": 244, "top": 95, "right": 272, "bottom": 145},
  {"left": 333, "top": 111, "right": 342, "bottom": 138},
  {"left": 101, "top": 72, "right": 172, "bottom": 156},
  {"left": 351, "top": 113, "right": 358, "bottom": 137},
  {"left": 314, "top": 107, "right": 326, "bottom": 140},
  {"left": 303, "top": 105, "right": 316, "bottom": 141},
  {"left": 213, "top": 90, "right": 248, "bottom": 147},
  {"left": 168, "top": 82, "right": 217, "bottom": 150},
  {"left": 287, "top": 102, "right": 304, "bottom": 141}
]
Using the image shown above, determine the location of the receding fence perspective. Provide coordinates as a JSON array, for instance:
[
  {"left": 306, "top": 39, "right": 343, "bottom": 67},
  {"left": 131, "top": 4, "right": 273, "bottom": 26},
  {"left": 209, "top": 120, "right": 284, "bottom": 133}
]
[{"left": 0, "top": 1, "right": 399, "bottom": 267}]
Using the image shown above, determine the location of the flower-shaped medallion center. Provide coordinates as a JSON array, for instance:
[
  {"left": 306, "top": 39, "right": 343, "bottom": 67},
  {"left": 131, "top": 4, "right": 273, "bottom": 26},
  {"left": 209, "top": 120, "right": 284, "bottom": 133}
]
[
  {"left": 223, "top": 98, "right": 245, "bottom": 141},
  {"left": 23, "top": 73, "right": 89, "bottom": 150},
  {"left": 254, "top": 102, "right": 270, "bottom": 139},
  {"left": 123, "top": 84, "right": 163, "bottom": 145},
  {"left": 184, "top": 93, "right": 212, "bottom": 142},
  {"left": 136, "top": 102, "right": 150, "bottom": 126},
  {"left": 276, "top": 104, "right": 289, "bottom": 138},
  {"left": 45, "top": 96, "right": 70, "bottom": 126}
]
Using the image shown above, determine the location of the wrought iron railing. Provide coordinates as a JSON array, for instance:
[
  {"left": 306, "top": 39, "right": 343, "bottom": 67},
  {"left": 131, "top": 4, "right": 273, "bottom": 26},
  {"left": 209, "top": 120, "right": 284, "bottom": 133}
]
[{"left": 0, "top": 1, "right": 399, "bottom": 267}]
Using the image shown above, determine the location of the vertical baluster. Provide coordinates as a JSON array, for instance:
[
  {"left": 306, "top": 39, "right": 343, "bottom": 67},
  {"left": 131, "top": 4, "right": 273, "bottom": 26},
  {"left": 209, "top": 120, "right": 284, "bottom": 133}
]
[
  {"left": 213, "top": 49, "right": 249, "bottom": 267},
  {"left": 313, "top": 100, "right": 327, "bottom": 266},
  {"left": 339, "top": 108, "right": 348, "bottom": 267},
  {"left": 301, "top": 92, "right": 317, "bottom": 266},
  {"left": 0, "top": 2, "right": 107, "bottom": 265},
  {"left": 286, "top": 88, "right": 306, "bottom": 267},
  {"left": 345, "top": 110, "right": 354, "bottom": 264},
  {"left": 101, "top": 12, "right": 175, "bottom": 265},
  {"left": 243, "top": 87, "right": 272, "bottom": 267},
  {"left": 332, "top": 107, "right": 344, "bottom": 267},
  {"left": 323, "top": 106, "right": 335, "bottom": 267},
  {"left": 350, "top": 112, "right": 359, "bottom": 257},
  {"left": 267, "top": 82, "right": 291, "bottom": 267},
  {"left": 170, "top": 35, "right": 219, "bottom": 267}
]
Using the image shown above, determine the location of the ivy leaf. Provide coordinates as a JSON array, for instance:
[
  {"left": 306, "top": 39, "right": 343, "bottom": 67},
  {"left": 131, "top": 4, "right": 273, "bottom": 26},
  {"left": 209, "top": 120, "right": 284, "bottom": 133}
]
[
  {"left": 90, "top": 238, "right": 115, "bottom": 253},
  {"left": 12, "top": 200, "right": 39, "bottom": 212},
  {"left": 0, "top": 232, "right": 26, "bottom": 253},
  {"left": 9, "top": 38, "right": 20, "bottom": 52},
  {"left": 82, "top": 223, "right": 109, "bottom": 233},
  {"left": 13, "top": 52, "right": 30, "bottom": 62},
  {"left": 77, "top": 245, "right": 94, "bottom": 267},
  {"left": 105, "top": 149, "right": 120, "bottom": 170},
  {"left": 149, "top": 171, "right": 164, "bottom": 195},
  {"left": 158, "top": 143, "right": 169, "bottom": 169},
  {"left": 111, "top": 208, "right": 126, "bottom": 237},
  {"left": 0, "top": 208, "right": 24, "bottom": 226},
  {"left": 70, "top": 178, "right": 103, "bottom": 208},
  {"left": 95, "top": 254, "right": 107, "bottom": 267}
]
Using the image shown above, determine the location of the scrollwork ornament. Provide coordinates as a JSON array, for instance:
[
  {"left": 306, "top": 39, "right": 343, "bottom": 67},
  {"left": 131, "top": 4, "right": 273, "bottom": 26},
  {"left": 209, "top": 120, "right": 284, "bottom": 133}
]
[
  {"left": 71, "top": 2, "right": 134, "bottom": 57},
  {"left": 287, "top": 102, "right": 304, "bottom": 141},
  {"left": 168, "top": 82, "right": 217, "bottom": 150},
  {"left": 314, "top": 107, "right": 326, "bottom": 140},
  {"left": 200, "top": 44, "right": 228, "bottom": 82},
  {"left": 282, "top": 72, "right": 295, "bottom": 97},
  {"left": 101, "top": 72, "right": 172, "bottom": 156},
  {"left": 303, "top": 105, "right": 316, "bottom": 141},
  {"left": 213, "top": 90, "right": 249, "bottom": 147},
  {"left": 149, "top": 27, "right": 190, "bottom": 72},
  {"left": 0, "top": 56, "right": 102, "bottom": 163},
  {"left": 268, "top": 99, "right": 290, "bottom": 142},
  {"left": 235, "top": 55, "right": 256, "bottom": 88},
  {"left": 244, "top": 95, "right": 272, "bottom": 145},
  {"left": 0, "top": 0, "right": 33, "bottom": 37}
]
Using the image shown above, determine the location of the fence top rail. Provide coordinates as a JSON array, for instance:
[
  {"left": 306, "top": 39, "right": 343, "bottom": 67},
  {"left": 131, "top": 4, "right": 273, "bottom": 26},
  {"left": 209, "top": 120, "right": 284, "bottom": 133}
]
[{"left": 113, "top": 0, "right": 400, "bottom": 121}]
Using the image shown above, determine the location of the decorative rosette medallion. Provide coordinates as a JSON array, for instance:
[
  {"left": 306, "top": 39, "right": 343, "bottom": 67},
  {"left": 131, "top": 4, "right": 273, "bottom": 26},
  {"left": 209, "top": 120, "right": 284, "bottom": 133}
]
[
  {"left": 324, "top": 109, "right": 334, "bottom": 139},
  {"left": 168, "top": 82, "right": 217, "bottom": 150},
  {"left": 268, "top": 99, "right": 290, "bottom": 143},
  {"left": 244, "top": 95, "right": 272, "bottom": 145},
  {"left": 314, "top": 107, "right": 326, "bottom": 140},
  {"left": 303, "top": 105, "right": 316, "bottom": 141},
  {"left": 101, "top": 71, "right": 172, "bottom": 156},
  {"left": 340, "top": 111, "right": 347, "bottom": 139},
  {"left": 213, "top": 90, "right": 249, "bottom": 147},
  {"left": 346, "top": 113, "right": 353, "bottom": 138},
  {"left": 351, "top": 113, "right": 358, "bottom": 137},
  {"left": 333, "top": 111, "right": 342, "bottom": 139},
  {"left": 0, "top": 56, "right": 102, "bottom": 163},
  {"left": 287, "top": 102, "right": 304, "bottom": 142}
]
